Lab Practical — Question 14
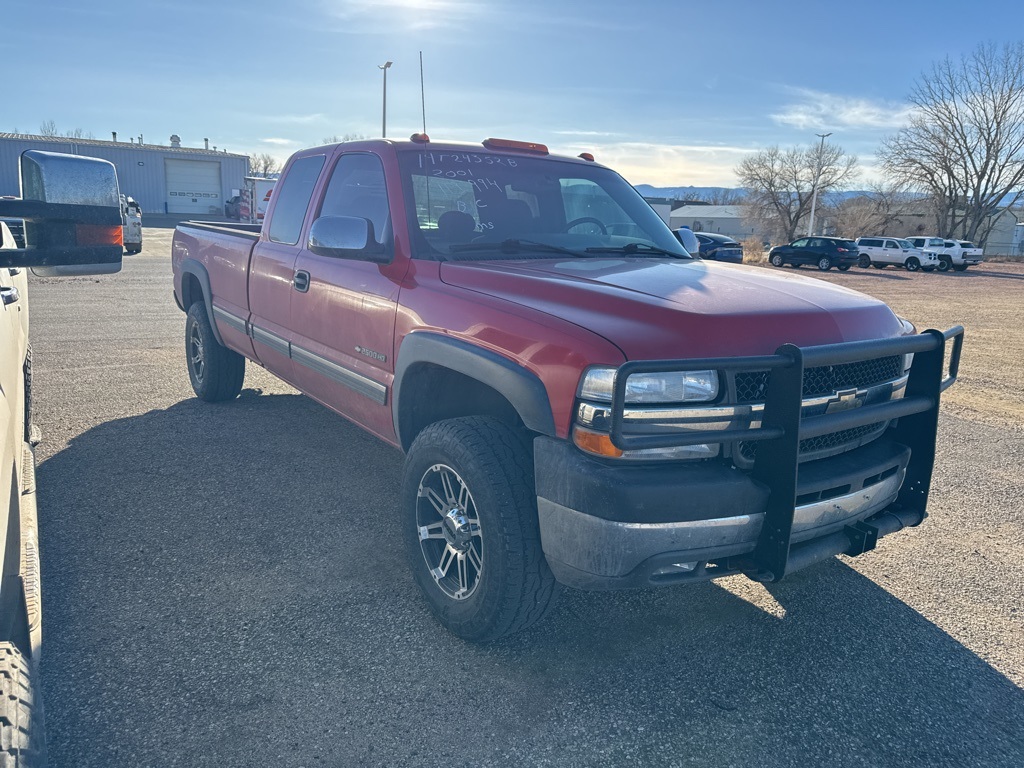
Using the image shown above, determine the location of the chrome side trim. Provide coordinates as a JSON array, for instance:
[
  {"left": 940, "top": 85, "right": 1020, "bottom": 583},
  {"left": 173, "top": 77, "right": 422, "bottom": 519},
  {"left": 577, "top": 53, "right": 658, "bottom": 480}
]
[
  {"left": 225, "top": 309, "right": 388, "bottom": 405},
  {"left": 291, "top": 345, "right": 388, "bottom": 405},
  {"left": 251, "top": 325, "right": 291, "bottom": 359},
  {"left": 212, "top": 305, "right": 247, "bottom": 336}
]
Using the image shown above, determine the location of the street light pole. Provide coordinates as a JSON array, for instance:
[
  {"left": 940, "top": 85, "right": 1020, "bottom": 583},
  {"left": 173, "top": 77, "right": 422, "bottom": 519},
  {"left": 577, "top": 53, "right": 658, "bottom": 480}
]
[
  {"left": 806, "top": 131, "right": 832, "bottom": 237},
  {"left": 379, "top": 61, "right": 393, "bottom": 138}
]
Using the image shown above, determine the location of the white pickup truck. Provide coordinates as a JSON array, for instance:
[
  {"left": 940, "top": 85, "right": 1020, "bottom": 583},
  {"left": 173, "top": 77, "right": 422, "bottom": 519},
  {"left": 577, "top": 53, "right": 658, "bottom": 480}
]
[
  {"left": 0, "top": 151, "right": 123, "bottom": 766},
  {"left": 905, "top": 237, "right": 984, "bottom": 272}
]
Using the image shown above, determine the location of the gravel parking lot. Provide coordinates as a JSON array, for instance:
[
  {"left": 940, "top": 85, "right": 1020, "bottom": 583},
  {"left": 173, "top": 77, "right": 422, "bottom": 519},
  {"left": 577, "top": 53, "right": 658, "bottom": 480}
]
[{"left": 29, "top": 229, "right": 1024, "bottom": 767}]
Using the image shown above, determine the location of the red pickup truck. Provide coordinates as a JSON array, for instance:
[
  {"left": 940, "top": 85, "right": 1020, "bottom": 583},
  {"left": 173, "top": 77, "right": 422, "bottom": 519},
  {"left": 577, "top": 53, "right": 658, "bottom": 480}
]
[{"left": 171, "top": 137, "right": 963, "bottom": 641}]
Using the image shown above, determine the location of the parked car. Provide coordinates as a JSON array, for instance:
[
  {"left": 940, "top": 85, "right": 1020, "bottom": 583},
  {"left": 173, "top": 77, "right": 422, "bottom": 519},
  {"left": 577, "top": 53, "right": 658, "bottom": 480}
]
[
  {"left": 855, "top": 237, "right": 939, "bottom": 272},
  {"left": 121, "top": 194, "right": 142, "bottom": 254},
  {"left": 955, "top": 241, "right": 985, "bottom": 271},
  {"left": 904, "top": 237, "right": 982, "bottom": 272},
  {"left": 225, "top": 195, "right": 243, "bottom": 220},
  {"left": 767, "top": 237, "right": 858, "bottom": 271},
  {"left": 0, "top": 151, "right": 123, "bottom": 766},
  {"left": 695, "top": 232, "right": 744, "bottom": 263}
]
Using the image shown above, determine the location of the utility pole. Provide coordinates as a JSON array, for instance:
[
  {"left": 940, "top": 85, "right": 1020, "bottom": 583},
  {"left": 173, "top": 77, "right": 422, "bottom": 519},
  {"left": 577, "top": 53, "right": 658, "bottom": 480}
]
[
  {"left": 379, "top": 61, "right": 393, "bottom": 138},
  {"left": 806, "top": 132, "right": 832, "bottom": 237}
]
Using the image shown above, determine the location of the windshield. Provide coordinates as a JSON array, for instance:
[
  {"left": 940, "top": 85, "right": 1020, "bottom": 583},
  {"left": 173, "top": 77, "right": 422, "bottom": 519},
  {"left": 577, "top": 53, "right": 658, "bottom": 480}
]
[
  {"left": 397, "top": 150, "right": 690, "bottom": 261},
  {"left": 897, "top": 239, "right": 914, "bottom": 249}
]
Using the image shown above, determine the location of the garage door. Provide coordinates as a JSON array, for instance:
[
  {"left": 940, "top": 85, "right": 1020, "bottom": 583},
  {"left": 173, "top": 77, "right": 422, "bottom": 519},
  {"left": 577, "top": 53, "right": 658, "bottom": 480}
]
[{"left": 165, "top": 159, "right": 222, "bottom": 214}]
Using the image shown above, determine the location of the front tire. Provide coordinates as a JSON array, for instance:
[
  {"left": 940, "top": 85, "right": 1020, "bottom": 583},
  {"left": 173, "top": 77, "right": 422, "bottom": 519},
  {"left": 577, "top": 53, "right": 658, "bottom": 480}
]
[
  {"left": 937, "top": 257, "right": 951, "bottom": 272},
  {"left": 817, "top": 257, "right": 832, "bottom": 271},
  {"left": 185, "top": 303, "right": 245, "bottom": 402},
  {"left": 905, "top": 257, "right": 921, "bottom": 272},
  {"left": 769, "top": 253, "right": 784, "bottom": 267},
  {"left": 401, "top": 417, "right": 558, "bottom": 642}
]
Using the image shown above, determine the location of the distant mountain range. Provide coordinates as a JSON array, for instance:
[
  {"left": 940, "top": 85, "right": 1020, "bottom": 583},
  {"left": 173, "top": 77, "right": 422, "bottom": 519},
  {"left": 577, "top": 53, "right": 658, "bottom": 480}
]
[{"left": 634, "top": 185, "right": 874, "bottom": 203}]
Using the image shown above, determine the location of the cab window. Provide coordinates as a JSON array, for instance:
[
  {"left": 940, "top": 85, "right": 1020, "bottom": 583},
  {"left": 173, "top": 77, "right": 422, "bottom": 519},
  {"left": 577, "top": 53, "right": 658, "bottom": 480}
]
[
  {"left": 318, "top": 153, "right": 391, "bottom": 245},
  {"left": 268, "top": 155, "right": 326, "bottom": 245}
]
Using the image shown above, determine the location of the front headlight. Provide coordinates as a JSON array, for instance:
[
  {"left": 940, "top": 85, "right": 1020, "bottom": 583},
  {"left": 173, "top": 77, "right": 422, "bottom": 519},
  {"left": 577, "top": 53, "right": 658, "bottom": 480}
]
[{"left": 578, "top": 366, "right": 719, "bottom": 404}]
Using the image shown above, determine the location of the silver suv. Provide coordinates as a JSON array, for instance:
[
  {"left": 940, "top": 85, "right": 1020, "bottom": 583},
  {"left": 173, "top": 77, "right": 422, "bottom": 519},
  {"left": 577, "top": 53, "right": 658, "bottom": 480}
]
[
  {"left": 0, "top": 152, "right": 122, "bottom": 766},
  {"left": 856, "top": 237, "right": 939, "bottom": 272}
]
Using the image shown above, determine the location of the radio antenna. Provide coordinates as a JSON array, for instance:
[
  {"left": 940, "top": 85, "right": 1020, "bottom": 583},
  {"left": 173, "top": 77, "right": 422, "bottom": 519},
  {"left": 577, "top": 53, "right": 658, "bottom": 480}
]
[{"left": 419, "top": 51, "right": 427, "bottom": 134}]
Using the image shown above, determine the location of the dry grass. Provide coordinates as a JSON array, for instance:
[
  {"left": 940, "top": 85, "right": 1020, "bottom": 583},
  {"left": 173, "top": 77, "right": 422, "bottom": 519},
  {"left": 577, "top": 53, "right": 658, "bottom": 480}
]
[
  {"left": 741, "top": 237, "right": 767, "bottom": 265},
  {"left": 763, "top": 261, "right": 1024, "bottom": 430}
]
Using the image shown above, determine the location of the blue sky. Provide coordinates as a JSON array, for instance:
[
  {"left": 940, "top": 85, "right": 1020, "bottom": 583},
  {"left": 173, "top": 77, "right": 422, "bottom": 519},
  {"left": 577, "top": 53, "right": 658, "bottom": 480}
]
[{"left": 3, "top": 0, "right": 1018, "bottom": 186}]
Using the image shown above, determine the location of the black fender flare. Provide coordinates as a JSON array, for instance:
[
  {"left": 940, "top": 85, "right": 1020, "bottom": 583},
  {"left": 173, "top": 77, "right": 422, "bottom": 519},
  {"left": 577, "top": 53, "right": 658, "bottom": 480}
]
[
  {"left": 393, "top": 333, "right": 557, "bottom": 448},
  {"left": 178, "top": 258, "right": 225, "bottom": 346}
]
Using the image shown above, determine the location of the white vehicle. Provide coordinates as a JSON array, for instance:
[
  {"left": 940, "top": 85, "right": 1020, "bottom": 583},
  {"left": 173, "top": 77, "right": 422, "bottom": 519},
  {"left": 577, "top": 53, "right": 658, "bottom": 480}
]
[
  {"left": 945, "top": 240, "right": 984, "bottom": 271},
  {"left": 856, "top": 237, "right": 939, "bottom": 272},
  {"left": 121, "top": 194, "right": 142, "bottom": 254},
  {"left": 0, "top": 151, "right": 123, "bottom": 766},
  {"left": 905, "top": 236, "right": 982, "bottom": 272},
  {"left": 244, "top": 177, "right": 277, "bottom": 223}
]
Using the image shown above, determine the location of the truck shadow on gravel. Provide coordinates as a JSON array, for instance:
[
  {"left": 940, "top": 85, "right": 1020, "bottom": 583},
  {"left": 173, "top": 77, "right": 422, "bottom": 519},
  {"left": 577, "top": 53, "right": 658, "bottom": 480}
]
[{"left": 35, "top": 393, "right": 1024, "bottom": 767}]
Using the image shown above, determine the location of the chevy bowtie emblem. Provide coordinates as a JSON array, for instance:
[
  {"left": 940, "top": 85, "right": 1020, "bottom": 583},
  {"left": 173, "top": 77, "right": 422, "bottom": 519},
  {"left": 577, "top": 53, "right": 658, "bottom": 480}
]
[{"left": 825, "top": 387, "right": 862, "bottom": 414}]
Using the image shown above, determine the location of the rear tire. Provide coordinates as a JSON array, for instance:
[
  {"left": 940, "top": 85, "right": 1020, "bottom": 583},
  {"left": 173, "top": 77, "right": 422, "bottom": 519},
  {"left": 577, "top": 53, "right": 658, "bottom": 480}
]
[
  {"left": 0, "top": 643, "right": 47, "bottom": 767},
  {"left": 838, "top": 265, "right": 851, "bottom": 271},
  {"left": 905, "top": 257, "right": 921, "bottom": 272},
  {"left": 769, "top": 253, "right": 784, "bottom": 267},
  {"left": 872, "top": 264, "right": 886, "bottom": 269},
  {"left": 952, "top": 264, "right": 968, "bottom": 272},
  {"left": 817, "top": 257, "right": 832, "bottom": 271},
  {"left": 185, "top": 303, "right": 245, "bottom": 402},
  {"left": 858, "top": 254, "right": 871, "bottom": 268},
  {"left": 401, "top": 417, "right": 558, "bottom": 642}
]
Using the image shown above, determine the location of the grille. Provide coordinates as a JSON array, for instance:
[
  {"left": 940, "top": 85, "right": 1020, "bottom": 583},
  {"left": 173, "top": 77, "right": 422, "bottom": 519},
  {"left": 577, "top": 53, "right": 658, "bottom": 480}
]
[
  {"left": 734, "top": 355, "right": 903, "bottom": 403},
  {"left": 739, "top": 422, "right": 888, "bottom": 463}
]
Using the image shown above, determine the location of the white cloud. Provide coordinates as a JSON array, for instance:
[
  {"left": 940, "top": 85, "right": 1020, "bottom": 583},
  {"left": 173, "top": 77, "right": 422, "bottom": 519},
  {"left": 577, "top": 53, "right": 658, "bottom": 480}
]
[
  {"left": 261, "top": 137, "right": 298, "bottom": 146},
  {"left": 549, "top": 141, "right": 755, "bottom": 187},
  {"left": 771, "top": 88, "right": 916, "bottom": 131}
]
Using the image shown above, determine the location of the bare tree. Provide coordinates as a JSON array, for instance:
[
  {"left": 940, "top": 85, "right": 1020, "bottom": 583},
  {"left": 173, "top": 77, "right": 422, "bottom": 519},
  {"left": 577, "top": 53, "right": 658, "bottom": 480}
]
[
  {"left": 827, "top": 181, "right": 912, "bottom": 237},
  {"left": 736, "top": 142, "right": 859, "bottom": 242},
  {"left": 686, "top": 188, "right": 745, "bottom": 206},
  {"left": 250, "top": 153, "right": 281, "bottom": 178},
  {"left": 37, "top": 121, "right": 95, "bottom": 140},
  {"left": 320, "top": 133, "right": 369, "bottom": 145},
  {"left": 879, "top": 42, "right": 1024, "bottom": 245}
]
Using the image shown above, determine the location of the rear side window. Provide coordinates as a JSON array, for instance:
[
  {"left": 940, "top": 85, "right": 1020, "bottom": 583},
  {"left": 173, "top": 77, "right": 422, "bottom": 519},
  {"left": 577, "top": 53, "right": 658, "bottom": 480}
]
[
  {"left": 860, "top": 238, "right": 881, "bottom": 247},
  {"left": 268, "top": 155, "right": 327, "bottom": 245}
]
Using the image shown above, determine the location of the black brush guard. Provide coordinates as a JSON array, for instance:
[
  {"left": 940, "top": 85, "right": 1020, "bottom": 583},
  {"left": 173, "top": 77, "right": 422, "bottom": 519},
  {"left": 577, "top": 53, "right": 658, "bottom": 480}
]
[{"left": 608, "top": 327, "right": 965, "bottom": 582}]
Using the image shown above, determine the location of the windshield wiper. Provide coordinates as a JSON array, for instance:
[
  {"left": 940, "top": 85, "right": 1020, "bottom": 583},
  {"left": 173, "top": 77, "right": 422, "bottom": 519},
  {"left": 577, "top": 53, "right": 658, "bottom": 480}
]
[
  {"left": 585, "top": 242, "right": 692, "bottom": 258},
  {"left": 449, "top": 239, "right": 586, "bottom": 257}
]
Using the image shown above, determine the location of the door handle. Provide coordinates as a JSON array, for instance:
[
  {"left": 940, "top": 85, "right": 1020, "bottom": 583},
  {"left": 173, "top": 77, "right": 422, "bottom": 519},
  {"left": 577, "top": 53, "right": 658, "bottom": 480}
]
[
  {"left": 293, "top": 270, "right": 310, "bottom": 293},
  {"left": 1, "top": 286, "right": 20, "bottom": 306}
]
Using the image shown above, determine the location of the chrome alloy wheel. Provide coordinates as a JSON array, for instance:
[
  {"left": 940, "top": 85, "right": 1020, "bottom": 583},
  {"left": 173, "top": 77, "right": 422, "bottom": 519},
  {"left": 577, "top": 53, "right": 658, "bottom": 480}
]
[
  {"left": 416, "top": 463, "right": 483, "bottom": 601},
  {"left": 189, "top": 323, "right": 206, "bottom": 383}
]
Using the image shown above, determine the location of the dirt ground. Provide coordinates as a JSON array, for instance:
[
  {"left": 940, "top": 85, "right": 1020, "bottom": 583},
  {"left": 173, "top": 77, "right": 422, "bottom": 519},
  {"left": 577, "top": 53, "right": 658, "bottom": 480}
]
[{"left": 767, "top": 261, "right": 1024, "bottom": 430}]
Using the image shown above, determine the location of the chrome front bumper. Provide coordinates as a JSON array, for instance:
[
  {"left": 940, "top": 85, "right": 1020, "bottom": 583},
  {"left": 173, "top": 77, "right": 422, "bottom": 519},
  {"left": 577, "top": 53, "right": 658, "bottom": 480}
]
[{"left": 539, "top": 467, "right": 905, "bottom": 589}]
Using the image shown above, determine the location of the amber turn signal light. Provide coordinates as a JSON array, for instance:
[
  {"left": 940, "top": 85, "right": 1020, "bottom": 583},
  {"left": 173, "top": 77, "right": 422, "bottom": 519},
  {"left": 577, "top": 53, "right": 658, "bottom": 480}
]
[{"left": 572, "top": 426, "right": 624, "bottom": 458}]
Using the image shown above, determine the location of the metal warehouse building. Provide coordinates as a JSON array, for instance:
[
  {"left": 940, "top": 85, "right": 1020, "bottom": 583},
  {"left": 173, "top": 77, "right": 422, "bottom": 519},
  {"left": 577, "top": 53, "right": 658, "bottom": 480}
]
[{"left": 0, "top": 133, "right": 249, "bottom": 216}]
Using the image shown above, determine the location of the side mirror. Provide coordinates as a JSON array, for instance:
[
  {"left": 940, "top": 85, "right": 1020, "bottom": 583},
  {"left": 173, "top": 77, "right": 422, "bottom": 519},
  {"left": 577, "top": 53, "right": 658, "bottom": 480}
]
[
  {"left": 308, "top": 216, "right": 391, "bottom": 264},
  {"left": 0, "top": 150, "right": 123, "bottom": 276}
]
